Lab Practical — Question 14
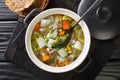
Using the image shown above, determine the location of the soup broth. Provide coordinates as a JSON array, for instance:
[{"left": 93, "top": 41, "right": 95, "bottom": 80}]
[{"left": 31, "top": 14, "right": 84, "bottom": 67}]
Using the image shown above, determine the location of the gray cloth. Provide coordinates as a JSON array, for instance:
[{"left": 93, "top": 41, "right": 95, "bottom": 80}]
[{"left": 5, "top": 0, "right": 81, "bottom": 80}]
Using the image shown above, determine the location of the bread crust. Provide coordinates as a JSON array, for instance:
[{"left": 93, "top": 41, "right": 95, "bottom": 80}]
[{"left": 5, "top": 0, "right": 49, "bottom": 17}]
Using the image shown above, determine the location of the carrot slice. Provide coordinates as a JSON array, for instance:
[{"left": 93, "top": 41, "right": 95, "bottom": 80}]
[
  {"left": 65, "top": 60, "right": 70, "bottom": 65},
  {"left": 40, "top": 48, "right": 46, "bottom": 53},
  {"left": 34, "top": 23, "right": 40, "bottom": 30},
  {"left": 58, "top": 31, "right": 65, "bottom": 36},
  {"left": 42, "top": 55, "right": 50, "bottom": 62},
  {"left": 56, "top": 14, "right": 63, "bottom": 19},
  {"left": 66, "top": 45, "right": 72, "bottom": 51},
  {"left": 57, "top": 62, "right": 63, "bottom": 67},
  {"left": 62, "top": 20, "right": 70, "bottom": 30}
]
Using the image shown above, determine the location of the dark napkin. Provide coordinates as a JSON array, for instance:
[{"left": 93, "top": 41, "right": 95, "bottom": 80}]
[
  {"left": 5, "top": 0, "right": 83, "bottom": 80},
  {"left": 4, "top": 17, "right": 99, "bottom": 80},
  {"left": 5, "top": 0, "right": 81, "bottom": 61},
  {"left": 4, "top": 17, "right": 75, "bottom": 80}
]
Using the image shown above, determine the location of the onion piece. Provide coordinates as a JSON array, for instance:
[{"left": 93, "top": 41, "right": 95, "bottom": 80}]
[
  {"left": 46, "top": 29, "right": 58, "bottom": 39},
  {"left": 73, "top": 41, "right": 83, "bottom": 51},
  {"left": 47, "top": 39, "right": 56, "bottom": 47}
]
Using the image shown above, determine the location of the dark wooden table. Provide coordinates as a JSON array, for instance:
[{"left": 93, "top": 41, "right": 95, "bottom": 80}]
[{"left": 0, "top": 0, "right": 120, "bottom": 80}]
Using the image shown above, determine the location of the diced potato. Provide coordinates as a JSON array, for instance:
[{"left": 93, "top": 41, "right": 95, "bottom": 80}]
[
  {"left": 58, "top": 48, "right": 68, "bottom": 57},
  {"left": 46, "top": 15, "right": 55, "bottom": 23},
  {"left": 41, "top": 19, "right": 50, "bottom": 27},
  {"left": 55, "top": 16, "right": 59, "bottom": 23},
  {"left": 40, "top": 52, "right": 46, "bottom": 56},
  {"left": 57, "top": 56, "right": 65, "bottom": 62},
  {"left": 37, "top": 37, "right": 47, "bottom": 48}
]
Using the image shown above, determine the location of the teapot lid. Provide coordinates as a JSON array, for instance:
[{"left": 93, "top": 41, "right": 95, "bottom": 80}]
[{"left": 77, "top": 0, "right": 120, "bottom": 40}]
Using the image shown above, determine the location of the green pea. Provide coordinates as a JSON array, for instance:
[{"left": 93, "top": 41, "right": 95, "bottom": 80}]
[
  {"left": 62, "top": 16, "right": 73, "bottom": 21},
  {"left": 58, "top": 29, "right": 62, "bottom": 32},
  {"left": 68, "top": 51, "right": 72, "bottom": 54},
  {"left": 71, "top": 45, "right": 74, "bottom": 48},
  {"left": 48, "top": 26, "right": 51, "bottom": 29},
  {"left": 44, "top": 38, "right": 48, "bottom": 42},
  {"left": 66, "top": 33, "right": 69, "bottom": 37},
  {"left": 49, "top": 30, "right": 52, "bottom": 33},
  {"left": 34, "top": 48, "right": 37, "bottom": 52},
  {"left": 64, "top": 48, "right": 67, "bottom": 51}
]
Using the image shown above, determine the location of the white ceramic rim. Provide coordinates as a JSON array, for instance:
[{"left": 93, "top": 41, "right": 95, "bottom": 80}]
[{"left": 25, "top": 8, "right": 91, "bottom": 73}]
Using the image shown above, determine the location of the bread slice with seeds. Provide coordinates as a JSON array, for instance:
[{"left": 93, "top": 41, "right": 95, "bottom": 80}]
[{"left": 5, "top": 0, "right": 49, "bottom": 17}]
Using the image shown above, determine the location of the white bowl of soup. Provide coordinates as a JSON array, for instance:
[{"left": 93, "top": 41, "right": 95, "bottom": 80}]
[{"left": 25, "top": 8, "right": 91, "bottom": 73}]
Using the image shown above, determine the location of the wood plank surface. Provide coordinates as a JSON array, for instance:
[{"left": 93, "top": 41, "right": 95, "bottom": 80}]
[
  {"left": 0, "top": 0, "right": 18, "bottom": 21},
  {"left": 0, "top": 0, "right": 120, "bottom": 80},
  {"left": 0, "top": 21, "right": 17, "bottom": 61},
  {"left": 0, "top": 0, "right": 18, "bottom": 61}
]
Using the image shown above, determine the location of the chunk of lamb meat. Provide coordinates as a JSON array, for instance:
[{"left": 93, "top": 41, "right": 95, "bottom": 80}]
[
  {"left": 49, "top": 49, "right": 58, "bottom": 58},
  {"left": 51, "top": 23, "right": 62, "bottom": 30},
  {"left": 39, "top": 27, "right": 48, "bottom": 35},
  {"left": 67, "top": 55, "right": 75, "bottom": 61}
]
